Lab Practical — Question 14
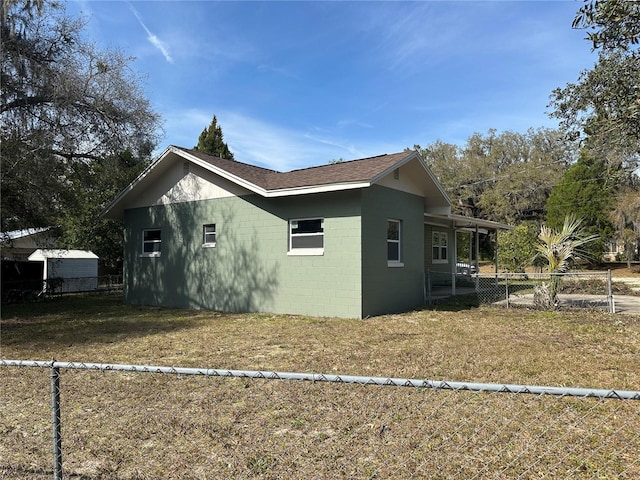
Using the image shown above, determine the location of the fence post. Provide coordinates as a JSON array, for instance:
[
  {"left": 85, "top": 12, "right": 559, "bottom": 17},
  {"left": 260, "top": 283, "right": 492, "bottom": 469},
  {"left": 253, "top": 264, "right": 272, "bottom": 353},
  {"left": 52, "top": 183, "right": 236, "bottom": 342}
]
[
  {"left": 607, "top": 269, "right": 615, "bottom": 314},
  {"left": 50, "top": 360, "right": 63, "bottom": 480},
  {"left": 505, "top": 273, "right": 510, "bottom": 309}
]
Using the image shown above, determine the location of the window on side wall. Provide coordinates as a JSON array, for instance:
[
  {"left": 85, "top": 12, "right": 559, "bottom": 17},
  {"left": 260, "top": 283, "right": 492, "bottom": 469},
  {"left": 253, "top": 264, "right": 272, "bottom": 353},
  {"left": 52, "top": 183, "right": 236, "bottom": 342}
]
[
  {"left": 387, "top": 219, "right": 403, "bottom": 266},
  {"left": 142, "top": 229, "right": 161, "bottom": 257},
  {"left": 203, "top": 224, "right": 216, "bottom": 247},
  {"left": 288, "top": 218, "right": 324, "bottom": 255},
  {"left": 432, "top": 231, "right": 448, "bottom": 263}
]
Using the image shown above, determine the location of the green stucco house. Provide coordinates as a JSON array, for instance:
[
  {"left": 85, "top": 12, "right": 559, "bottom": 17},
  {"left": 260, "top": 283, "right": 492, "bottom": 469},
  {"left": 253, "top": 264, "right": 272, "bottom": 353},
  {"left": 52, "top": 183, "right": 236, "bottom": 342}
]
[{"left": 103, "top": 146, "right": 508, "bottom": 318}]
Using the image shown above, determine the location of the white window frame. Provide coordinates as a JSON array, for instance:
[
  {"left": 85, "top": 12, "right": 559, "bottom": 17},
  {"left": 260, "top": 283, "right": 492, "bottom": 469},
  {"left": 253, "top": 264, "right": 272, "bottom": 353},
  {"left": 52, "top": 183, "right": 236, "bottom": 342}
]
[
  {"left": 141, "top": 228, "right": 161, "bottom": 257},
  {"left": 387, "top": 219, "right": 403, "bottom": 267},
  {"left": 202, "top": 224, "right": 216, "bottom": 248},
  {"left": 288, "top": 218, "right": 324, "bottom": 256},
  {"left": 432, "top": 231, "right": 448, "bottom": 263}
]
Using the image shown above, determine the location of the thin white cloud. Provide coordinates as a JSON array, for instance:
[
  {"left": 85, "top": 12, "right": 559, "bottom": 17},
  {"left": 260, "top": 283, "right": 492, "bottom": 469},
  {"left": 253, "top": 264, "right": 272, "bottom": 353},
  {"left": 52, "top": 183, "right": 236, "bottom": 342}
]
[
  {"left": 365, "top": 2, "right": 469, "bottom": 71},
  {"left": 161, "top": 109, "right": 401, "bottom": 171},
  {"left": 130, "top": 6, "right": 173, "bottom": 63},
  {"left": 221, "top": 113, "right": 342, "bottom": 171}
]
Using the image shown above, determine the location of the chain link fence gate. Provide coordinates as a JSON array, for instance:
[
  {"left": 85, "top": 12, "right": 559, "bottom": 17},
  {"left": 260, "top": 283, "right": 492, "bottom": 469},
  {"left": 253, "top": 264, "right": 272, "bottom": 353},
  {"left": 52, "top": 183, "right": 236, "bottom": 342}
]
[{"left": 1, "top": 359, "right": 639, "bottom": 479}]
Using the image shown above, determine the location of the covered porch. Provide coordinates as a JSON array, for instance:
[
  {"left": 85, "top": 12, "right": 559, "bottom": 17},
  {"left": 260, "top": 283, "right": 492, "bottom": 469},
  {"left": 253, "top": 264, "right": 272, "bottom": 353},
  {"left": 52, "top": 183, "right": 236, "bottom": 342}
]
[{"left": 423, "top": 213, "right": 513, "bottom": 303}]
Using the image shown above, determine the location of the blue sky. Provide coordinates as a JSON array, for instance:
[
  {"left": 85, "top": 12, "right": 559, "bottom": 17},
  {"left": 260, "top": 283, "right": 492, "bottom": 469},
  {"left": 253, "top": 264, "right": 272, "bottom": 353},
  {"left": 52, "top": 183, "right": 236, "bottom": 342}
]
[{"left": 69, "top": 1, "right": 598, "bottom": 171}]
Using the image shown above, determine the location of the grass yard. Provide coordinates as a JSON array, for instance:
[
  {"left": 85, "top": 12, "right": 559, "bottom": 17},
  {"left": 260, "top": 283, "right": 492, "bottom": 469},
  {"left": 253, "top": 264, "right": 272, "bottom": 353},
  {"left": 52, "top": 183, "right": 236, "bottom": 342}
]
[{"left": 1, "top": 293, "right": 639, "bottom": 479}]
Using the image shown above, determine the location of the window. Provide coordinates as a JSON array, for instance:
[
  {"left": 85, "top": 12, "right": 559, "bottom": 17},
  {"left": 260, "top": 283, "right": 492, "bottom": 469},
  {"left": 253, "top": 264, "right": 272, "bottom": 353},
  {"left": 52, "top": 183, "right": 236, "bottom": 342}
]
[
  {"left": 387, "top": 220, "right": 402, "bottom": 265},
  {"left": 289, "top": 218, "right": 324, "bottom": 255},
  {"left": 432, "top": 231, "right": 448, "bottom": 262},
  {"left": 203, "top": 224, "right": 216, "bottom": 247},
  {"left": 142, "top": 229, "right": 161, "bottom": 256}
]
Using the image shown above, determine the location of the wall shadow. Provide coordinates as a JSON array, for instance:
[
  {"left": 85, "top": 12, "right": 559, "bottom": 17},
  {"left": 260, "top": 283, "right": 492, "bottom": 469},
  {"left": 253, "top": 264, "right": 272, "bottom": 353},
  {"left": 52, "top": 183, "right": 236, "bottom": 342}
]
[{"left": 124, "top": 190, "right": 280, "bottom": 313}]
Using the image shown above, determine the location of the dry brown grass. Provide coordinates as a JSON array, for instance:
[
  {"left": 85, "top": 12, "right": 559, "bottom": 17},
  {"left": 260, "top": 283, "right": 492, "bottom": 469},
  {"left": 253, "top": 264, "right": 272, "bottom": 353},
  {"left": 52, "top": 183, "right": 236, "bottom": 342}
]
[{"left": 1, "top": 293, "right": 639, "bottom": 479}]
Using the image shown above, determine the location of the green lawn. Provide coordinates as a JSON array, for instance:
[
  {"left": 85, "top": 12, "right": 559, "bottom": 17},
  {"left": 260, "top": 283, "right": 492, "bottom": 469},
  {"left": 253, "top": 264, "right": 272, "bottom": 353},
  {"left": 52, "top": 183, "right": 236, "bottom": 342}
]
[{"left": 1, "top": 293, "right": 639, "bottom": 479}]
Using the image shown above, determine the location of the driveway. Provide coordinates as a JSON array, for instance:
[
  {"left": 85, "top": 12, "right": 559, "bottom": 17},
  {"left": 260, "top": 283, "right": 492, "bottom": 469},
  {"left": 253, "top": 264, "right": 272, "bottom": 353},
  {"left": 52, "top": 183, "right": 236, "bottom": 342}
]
[
  {"left": 505, "top": 293, "right": 640, "bottom": 315},
  {"left": 612, "top": 294, "right": 640, "bottom": 315}
]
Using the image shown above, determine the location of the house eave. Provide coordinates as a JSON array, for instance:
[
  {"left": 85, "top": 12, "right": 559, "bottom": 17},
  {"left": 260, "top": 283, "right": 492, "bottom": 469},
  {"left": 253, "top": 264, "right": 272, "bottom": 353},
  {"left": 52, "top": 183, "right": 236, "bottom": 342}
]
[
  {"left": 424, "top": 213, "right": 514, "bottom": 231},
  {"left": 102, "top": 146, "right": 461, "bottom": 220},
  {"left": 177, "top": 148, "right": 269, "bottom": 196},
  {"left": 100, "top": 145, "right": 175, "bottom": 220},
  {"left": 265, "top": 181, "right": 372, "bottom": 197},
  {"left": 371, "top": 150, "right": 452, "bottom": 206}
]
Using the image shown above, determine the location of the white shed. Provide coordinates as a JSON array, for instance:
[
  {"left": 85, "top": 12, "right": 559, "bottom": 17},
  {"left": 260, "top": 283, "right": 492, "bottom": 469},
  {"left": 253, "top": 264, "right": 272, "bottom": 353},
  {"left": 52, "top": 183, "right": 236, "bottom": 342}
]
[{"left": 28, "top": 249, "right": 99, "bottom": 293}]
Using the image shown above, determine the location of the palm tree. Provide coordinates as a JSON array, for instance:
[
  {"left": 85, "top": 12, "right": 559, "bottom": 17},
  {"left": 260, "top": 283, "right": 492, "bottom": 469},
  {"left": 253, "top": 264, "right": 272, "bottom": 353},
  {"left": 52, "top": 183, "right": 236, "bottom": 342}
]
[{"left": 534, "top": 215, "right": 599, "bottom": 309}]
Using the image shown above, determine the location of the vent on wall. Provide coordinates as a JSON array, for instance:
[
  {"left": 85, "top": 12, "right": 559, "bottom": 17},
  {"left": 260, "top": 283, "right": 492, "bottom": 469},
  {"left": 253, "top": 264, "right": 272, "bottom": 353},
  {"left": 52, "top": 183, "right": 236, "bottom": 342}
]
[
  {"left": 393, "top": 168, "right": 400, "bottom": 180},
  {"left": 183, "top": 162, "right": 190, "bottom": 176}
]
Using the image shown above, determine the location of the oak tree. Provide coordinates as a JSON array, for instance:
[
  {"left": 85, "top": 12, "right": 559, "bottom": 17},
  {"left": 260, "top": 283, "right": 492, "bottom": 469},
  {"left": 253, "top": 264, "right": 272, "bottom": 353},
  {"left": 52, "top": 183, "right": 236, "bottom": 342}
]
[
  {"left": 550, "top": 0, "right": 639, "bottom": 169},
  {"left": 1, "top": 0, "right": 161, "bottom": 232}
]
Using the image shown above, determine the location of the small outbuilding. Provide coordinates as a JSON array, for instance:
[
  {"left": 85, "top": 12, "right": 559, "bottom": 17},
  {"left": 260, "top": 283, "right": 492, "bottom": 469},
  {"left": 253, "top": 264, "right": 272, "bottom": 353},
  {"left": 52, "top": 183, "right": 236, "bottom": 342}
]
[{"left": 28, "top": 249, "right": 99, "bottom": 293}]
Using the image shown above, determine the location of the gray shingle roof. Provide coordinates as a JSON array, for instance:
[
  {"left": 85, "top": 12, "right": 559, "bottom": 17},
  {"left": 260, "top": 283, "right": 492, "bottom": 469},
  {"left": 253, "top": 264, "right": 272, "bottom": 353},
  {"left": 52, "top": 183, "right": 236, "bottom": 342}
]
[{"left": 176, "top": 147, "right": 412, "bottom": 191}]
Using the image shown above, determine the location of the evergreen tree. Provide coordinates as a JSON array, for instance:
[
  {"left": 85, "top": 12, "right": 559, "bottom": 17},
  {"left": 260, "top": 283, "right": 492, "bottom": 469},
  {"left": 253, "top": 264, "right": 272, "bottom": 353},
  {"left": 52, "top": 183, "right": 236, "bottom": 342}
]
[
  {"left": 194, "top": 115, "right": 234, "bottom": 159},
  {"left": 544, "top": 150, "right": 615, "bottom": 260}
]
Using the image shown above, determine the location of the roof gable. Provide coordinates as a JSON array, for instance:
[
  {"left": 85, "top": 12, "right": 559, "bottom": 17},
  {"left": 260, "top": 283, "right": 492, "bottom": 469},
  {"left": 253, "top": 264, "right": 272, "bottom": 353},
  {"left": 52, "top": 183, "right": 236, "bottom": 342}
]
[
  {"left": 102, "top": 146, "right": 451, "bottom": 219},
  {"left": 28, "top": 249, "right": 98, "bottom": 260}
]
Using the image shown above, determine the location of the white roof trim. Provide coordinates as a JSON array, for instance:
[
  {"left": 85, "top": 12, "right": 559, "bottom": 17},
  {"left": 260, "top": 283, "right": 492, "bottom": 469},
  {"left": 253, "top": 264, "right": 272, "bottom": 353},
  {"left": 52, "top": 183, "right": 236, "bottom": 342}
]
[
  {"left": 265, "top": 181, "right": 372, "bottom": 197},
  {"left": 179, "top": 148, "right": 376, "bottom": 198},
  {"left": 177, "top": 148, "right": 268, "bottom": 196},
  {"left": 370, "top": 151, "right": 416, "bottom": 184},
  {"left": 424, "top": 213, "right": 513, "bottom": 231},
  {"left": 102, "top": 146, "right": 368, "bottom": 217},
  {"left": 100, "top": 145, "right": 174, "bottom": 218},
  {"left": 371, "top": 151, "right": 452, "bottom": 205}
]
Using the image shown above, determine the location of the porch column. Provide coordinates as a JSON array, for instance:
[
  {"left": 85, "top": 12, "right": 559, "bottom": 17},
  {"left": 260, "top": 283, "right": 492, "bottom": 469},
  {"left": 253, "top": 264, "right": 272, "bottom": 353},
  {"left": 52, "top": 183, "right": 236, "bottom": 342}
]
[
  {"left": 451, "top": 226, "right": 457, "bottom": 296},
  {"left": 475, "top": 224, "right": 480, "bottom": 290},
  {"left": 493, "top": 229, "right": 499, "bottom": 273}
]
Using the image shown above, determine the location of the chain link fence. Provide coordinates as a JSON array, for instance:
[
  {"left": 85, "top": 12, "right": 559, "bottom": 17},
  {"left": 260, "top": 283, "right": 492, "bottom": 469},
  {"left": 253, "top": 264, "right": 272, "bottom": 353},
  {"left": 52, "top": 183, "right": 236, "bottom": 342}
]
[
  {"left": 1, "top": 276, "right": 123, "bottom": 304},
  {"left": 426, "top": 270, "right": 622, "bottom": 312},
  {"left": 1, "top": 360, "right": 639, "bottom": 479}
]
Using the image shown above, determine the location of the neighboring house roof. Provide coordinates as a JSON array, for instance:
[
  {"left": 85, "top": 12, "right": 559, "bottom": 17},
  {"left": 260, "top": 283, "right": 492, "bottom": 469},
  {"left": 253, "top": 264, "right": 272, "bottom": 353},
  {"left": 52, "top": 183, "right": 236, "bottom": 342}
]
[
  {"left": 28, "top": 249, "right": 99, "bottom": 261},
  {"left": 1, "top": 227, "right": 52, "bottom": 242},
  {"left": 102, "top": 146, "right": 451, "bottom": 219}
]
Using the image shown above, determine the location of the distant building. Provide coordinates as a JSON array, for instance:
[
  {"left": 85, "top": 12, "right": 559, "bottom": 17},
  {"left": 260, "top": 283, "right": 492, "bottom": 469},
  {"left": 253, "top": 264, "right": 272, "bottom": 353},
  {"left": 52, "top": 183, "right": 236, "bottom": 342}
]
[
  {"left": 28, "top": 249, "right": 99, "bottom": 293},
  {"left": 0, "top": 227, "right": 57, "bottom": 260},
  {"left": 1, "top": 229, "right": 100, "bottom": 298}
]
